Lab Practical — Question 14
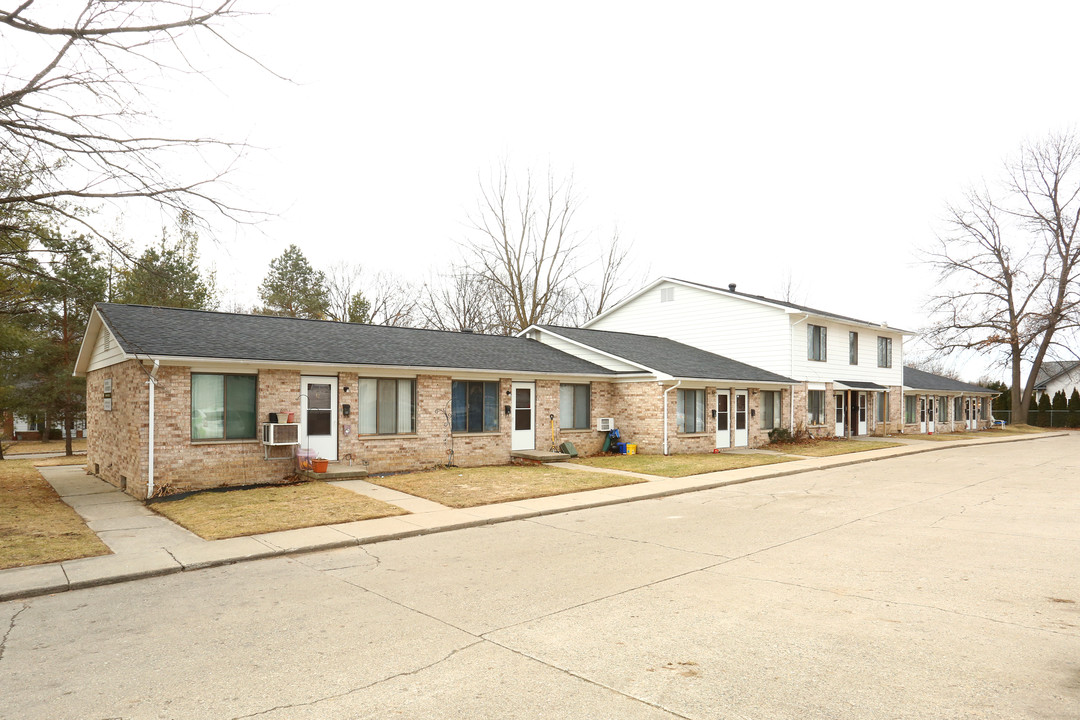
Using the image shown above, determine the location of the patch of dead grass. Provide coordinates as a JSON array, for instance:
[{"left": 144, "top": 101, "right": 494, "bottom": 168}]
[
  {"left": 3, "top": 438, "right": 87, "bottom": 455},
  {"left": 0, "top": 456, "right": 109, "bottom": 570},
  {"left": 768, "top": 439, "right": 903, "bottom": 457},
  {"left": 150, "top": 482, "right": 407, "bottom": 540},
  {"left": 572, "top": 452, "right": 794, "bottom": 478},
  {"left": 366, "top": 464, "right": 646, "bottom": 508}
]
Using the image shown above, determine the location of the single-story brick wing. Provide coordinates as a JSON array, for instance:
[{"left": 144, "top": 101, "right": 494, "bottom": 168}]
[{"left": 74, "top": 303, "right": 795, "bottom": 499}]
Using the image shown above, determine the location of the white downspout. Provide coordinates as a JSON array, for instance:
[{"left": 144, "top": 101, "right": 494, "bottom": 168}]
[
  {"left": 662, "top": 380, "right": 681, "bottom": 456},
  {"left": 146, "top": 360, "right": 160, "bottom": 499},
  {"left": 790, "top": 314, "right": 810, "bottom": 431}
]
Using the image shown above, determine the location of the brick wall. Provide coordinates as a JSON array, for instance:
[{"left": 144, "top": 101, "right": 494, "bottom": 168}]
[{"left": 87, "top": 360, "right": 147, "bottom": 495}]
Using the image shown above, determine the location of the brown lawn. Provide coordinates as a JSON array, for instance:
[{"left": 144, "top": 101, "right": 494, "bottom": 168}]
[
  {"left": 3, "top": 437, "right": 87, "bottom": 455},
  {"left": 366, "top": 464, "right": 646, "bottom": 508},
  {"left": 571, "top": 452, "right": 794, "bottom": 478},
  {"left": 0, "top": 455, "right": 109, "bottom": 570},
  {"left": 150, "top": 481, "right": 408, "bottom": 540},
  {"left": 768, "top": 439, "right": 903, "bottom": 457}
]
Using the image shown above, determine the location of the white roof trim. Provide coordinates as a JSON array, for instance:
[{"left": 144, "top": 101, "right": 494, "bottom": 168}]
[
  {"left": 73, "top": 308, "right": 134, "bottom": 376},
  {"left": 520, "top": 325, "right": 662, "bottom": 376},
  {"left": 584, "top": 277, "right": 914, "bottom": 335}
]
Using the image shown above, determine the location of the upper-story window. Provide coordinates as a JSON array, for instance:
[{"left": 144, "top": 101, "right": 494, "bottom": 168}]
[
  {"left": 849, "top": 331, "right": 858, "bottom": 365},
  {"left": 877, "top": 336, "right": 893, "bottom": 368},
  {"left": 807, "top": 325, "right": 827, "bottom": 362}
]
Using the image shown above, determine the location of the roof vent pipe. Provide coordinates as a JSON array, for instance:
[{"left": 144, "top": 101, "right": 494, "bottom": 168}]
[{"left": 728, "top": 283, "right": 736, "bottom": 292}]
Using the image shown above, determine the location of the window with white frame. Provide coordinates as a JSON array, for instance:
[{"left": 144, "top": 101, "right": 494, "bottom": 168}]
[
  {"left": 937, "top": 396, "right": 947, "bottom": 423},
  {"left": 877, "top": 336, "right": 893, "bottom": 368},
  {"left": 451, "top": 381, "right": 499, "bottom": 433},
  {"left": 904, "top": 396, "right": 917, "bottom": 424},
  {"left": 559, "top": 384, "right": 590, "bottom": 429},
  {"left": 876, "top": 391, "right": 888, "bottom": 423},
  {"left": 849, "top": 332, "right": 858, "bottom": 365},
  {"left": 954, "top": 396, "right": 962, "bottom": 421},
  {"left": 760, "top": 390, "right": 781, "bottom": 429},
  {"left": 191, "top": 373, "right": 257, "bottom": 440},
  {"left": 677, "top": 389, "right": 705, "bottom": 433},
  {"left": 808, "top": 325, "right": 827, "bottom": 362},
  {"left": 356, "top": 378, "right": 415, "bottom": 434},
  {"left": 807, "top": 390, "right": 826, "bottom": 425}
]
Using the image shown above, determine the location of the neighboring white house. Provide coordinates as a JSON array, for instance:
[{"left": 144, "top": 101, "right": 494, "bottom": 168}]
[
  {"left": 583, "top": 278, "right": 913, "bottom": 436},
  {"left": 12, "top": 414, "right": 87, "bottom": 440},
  {"left": 1034, "top": 360, "right": 1080, "bottom": 401}
]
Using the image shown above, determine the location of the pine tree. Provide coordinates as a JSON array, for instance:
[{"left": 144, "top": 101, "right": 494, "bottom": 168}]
[
  {"left": 1067, "top": 388, "right": 1080, "bottom": 428},
  {"left": 1036, "top": 392, "right": 1052, "bottom": 427},
  {"left": 113, "top": 211, "right": 217, "bottom": 309},
  {"left": 258, "top": 245, "right": 329, "bottom": 319},
  {"left": 1051, "top": 390, "right": 1068, "bottom": 428}
]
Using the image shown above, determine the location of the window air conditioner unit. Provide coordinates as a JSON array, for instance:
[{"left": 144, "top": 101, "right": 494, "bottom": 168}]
[
  {"left": 596, "top": 417, "right": 615, "bottom": 432},
  {"left": 262, "top": 422, "right": 300, "bottom": 446}
]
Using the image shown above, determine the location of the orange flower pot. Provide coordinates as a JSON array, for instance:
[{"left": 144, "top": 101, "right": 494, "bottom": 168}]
[{"left": 312, "top": 459, "right": 329, "bottom": 474}]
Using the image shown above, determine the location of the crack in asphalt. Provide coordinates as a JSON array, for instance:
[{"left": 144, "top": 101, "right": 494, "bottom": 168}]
[
  {"left": 0, "top": 604, "right": 29, "bottom": 663},
  {"left": 522, "top": 517, "right": 731, "bottom": 560},
  {"left": 229, "top": 640, "right": 485, "bottom": 719},
  {"left": 716, "top": 574, "right": 1080, "bottom": 638}
]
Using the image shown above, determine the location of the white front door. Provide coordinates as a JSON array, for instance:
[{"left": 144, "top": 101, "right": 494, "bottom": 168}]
[
  {"left": 927, "top": 396, "right": 936, "bottom": 433},
  {"left": 966, "top": 398, "right": 975, "bottom": 430},
  {"left": 301, "top": 375, "right": 337, "bottom": 461},
  {"left": 715, "top": 390, "right": 731, "bottom": 449},
  {"left": 835, "top": 392, "right": 846, "bottom": 437},
  {"left": 857, "top": 392, "right": 867, "bottom": 435},
  {"left": 733, "top": 390, "right": 749, "bottom": 447},
  {"left": 511, "top": 382, "right": 535, "bottom": 451},
  {"left": 919, "top": 396, "right": 927, "bottom": 433}
]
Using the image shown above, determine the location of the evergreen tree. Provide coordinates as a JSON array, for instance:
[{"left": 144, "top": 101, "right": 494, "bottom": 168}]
[
  {"left": 1051, "top": 390, "right": 1068, "bottom": 428},
  {"left": 26, "top": 237, "right": 108, "bottom": 454},
  {"left": 258, "top": 245, "right": 329, "bottom": 319},
  {"left": 113, "top": 212, "right": 217, "bottom": 309},
  {"left": 1036, "top": 392, "right": 1052, "bottom": 427},
  {"left": 347, "top": 293, "right": 372, "bottom": 324},
  {"left": 1067, "top": 388, "right": 1080, "bottom": 428}
]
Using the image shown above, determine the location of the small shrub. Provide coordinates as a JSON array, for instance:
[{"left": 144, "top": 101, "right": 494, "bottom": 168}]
[
  {"left": 47, "top": 428, "right": 63, "bottom": 440},
  {"left": 768, "top": 427, "right": 794, "bottom": 443}
]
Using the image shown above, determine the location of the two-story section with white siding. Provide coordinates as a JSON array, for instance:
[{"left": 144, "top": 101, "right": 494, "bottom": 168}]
[{"left": 584, "top": 278, "right": 911, "bottom": 437}]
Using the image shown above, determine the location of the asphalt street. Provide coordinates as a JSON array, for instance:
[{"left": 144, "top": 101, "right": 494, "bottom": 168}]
[{"left": 2, "top": 435, "right": 1078, "bottom": 719}]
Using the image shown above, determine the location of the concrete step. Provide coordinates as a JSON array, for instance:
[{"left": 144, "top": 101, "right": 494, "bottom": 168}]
[
  {"left": 299, "top": 462, "right": 369, "bottom": 481},
  {"left": 511, "top": 449, "right": 571, "bottom": 463}
]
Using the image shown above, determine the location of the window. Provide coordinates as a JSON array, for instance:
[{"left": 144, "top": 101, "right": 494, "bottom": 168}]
[
  {"left": 191, "top": 373, "right": 256, "bottom": 440},
  {"left": 904, "top": 396, "right": 917, "bottom": 424},
  {"left": 937, "top": 396, "right": 947, "bottom": 423},
  {"left": 877, "top": 337, "right": 892, "bottom": 368},
  {"left": 677, "top": 389, "right": 705, "bottom": 433},
  {"left": 356, "top": 378, "right": 415, "bottom": 434},
  {"left": 559, "top": 384, "right": 591, "bottom": 429},
  {"left": 981, "top": 398, "right": 990, "bottom": 420},
  {"left": 451, "top": 381, "right": 499, "bottom": 433},
  {"left": 849, "top": 332, "right": 858, "bottom": 365},
  {"left": 760, "top": 390, "right": 781, "bottom": 429},
  {"left": 876, "top": 391, "right": 888, "bottom": 423},
  {"left": 808, "top": 325, "right": 827, "bottom": 361},
  {"left": 807, "top": 390, "right": 826, "bottom": 425}
]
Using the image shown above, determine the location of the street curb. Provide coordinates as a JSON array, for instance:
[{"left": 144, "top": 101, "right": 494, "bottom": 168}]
[{"left": 0, "top": 431, "right": 1066, "bottom": 602}]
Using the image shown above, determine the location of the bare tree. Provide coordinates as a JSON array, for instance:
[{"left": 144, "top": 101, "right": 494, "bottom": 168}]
[
  {"left": 462, "top": 162, "right": 630, "bottom": 334},
  {"left": 325, "top": 261, "right": 365, "bottom": 323},
  {"left": 0, "top": 1, "right": 268, "bottom": 253},
  {"left": 925, "top": 130, "right": 1080, "bottom": 419},
  {"left": 366, "top": 271, "right": 417, "bottom": 327},
  {"left": 418, "top": 265, "right": 502, "bottom": 333}
]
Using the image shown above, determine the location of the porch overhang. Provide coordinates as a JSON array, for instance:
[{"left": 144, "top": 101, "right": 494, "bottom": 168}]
[{"left": 834, "top": 380, "right": 887, "bottom": 391}]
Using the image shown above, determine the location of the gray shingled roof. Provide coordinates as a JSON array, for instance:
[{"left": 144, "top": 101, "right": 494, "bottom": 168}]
[
  {"left": 1035, "top": 360, "right": 1080, "bottom": 386},
  {"left": 903, "top": 366, "right": 996, "bottom": 394},
  {"left": 671, "top": 278, "right": 911, "bottom": 333},
  {"left": 538, "top": 325, "right": 795, "bottom": 383},
  {"left": 96, "top": 304, "right": 615, "bottom": 375}
]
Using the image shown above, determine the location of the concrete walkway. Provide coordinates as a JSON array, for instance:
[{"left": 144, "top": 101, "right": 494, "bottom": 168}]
[{"left": 0, "top": 430, "right": 1064, "bottom": 602}]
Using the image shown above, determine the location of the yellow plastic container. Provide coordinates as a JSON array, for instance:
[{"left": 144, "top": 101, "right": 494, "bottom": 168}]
[{"left": 626, "top": 443, "right": 637, "bottom": 455}]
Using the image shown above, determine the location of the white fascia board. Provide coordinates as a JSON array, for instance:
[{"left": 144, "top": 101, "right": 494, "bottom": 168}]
[
  {"left": 523, "top": 325, "right": 660, "bottom": 375},
  {"left": 785, "top": 308, "right": 914, "bottom": 336},
  {"left": 143, "top": 354, "right": 620, "bottom": 380},
  {"left": 669, "top": 377, "right": 795, "bottom": 388},
  {"left": 73, "top": 309, "right": 134, "bottom": 376}
]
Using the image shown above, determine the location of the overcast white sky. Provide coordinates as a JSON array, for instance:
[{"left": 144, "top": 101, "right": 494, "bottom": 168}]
[{"left": 114, "top": 1, "right": 1080, "bottom": 381}]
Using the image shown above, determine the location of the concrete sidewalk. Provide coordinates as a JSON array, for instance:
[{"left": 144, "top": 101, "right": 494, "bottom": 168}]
[{"left": 0, "top": 431, "right": 1064, "bottom": 602}]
